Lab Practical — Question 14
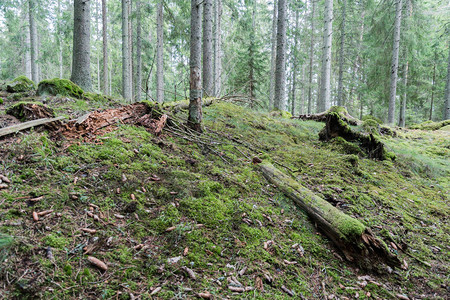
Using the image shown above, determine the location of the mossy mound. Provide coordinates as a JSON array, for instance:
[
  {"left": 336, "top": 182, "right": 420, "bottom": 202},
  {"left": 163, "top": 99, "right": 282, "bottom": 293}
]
[
  {"left": 409, "top": 120, "right": 450, "bottom": 131},
  {"left": 269, "top": 109, "right": 293, "bottom": 119},
  {"left": 6, "top": 101, "right": 55, "bottom": 121},
  {"left": 6, "top": 76, "right": 36, "bottom": 93},
  {"left": 362, "top": 115, "right": 383, "bottom": 124},
  {"left": 37, "top": 78, "right": 84, "bottom": 99}
]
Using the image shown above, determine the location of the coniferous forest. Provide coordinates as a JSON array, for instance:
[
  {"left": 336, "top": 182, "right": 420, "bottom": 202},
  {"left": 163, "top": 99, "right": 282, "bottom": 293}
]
[{"left": 0, "top": 0, "right": 449, "bottom": 299}]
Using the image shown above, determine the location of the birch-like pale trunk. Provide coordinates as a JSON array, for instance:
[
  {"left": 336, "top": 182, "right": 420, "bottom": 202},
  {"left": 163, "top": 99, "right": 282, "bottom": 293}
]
[
  {"left": 202, "top": 0, "right": 213, "bottom": 97},
  {"left": 128, "top": 0, "right": 133, "bottom": 100},
  {"left": 135, "top": 0, "right": 142, "bottom": 101},
  {"left": 29, "top": 0, "right": 38, "bottom": 83},
  {"left": 102, "top": 0, "right": 108, "bottom": 94},
  {"left": 71, "top": 0, "right": 91, "bottom": 91},
  {"left": 318, "top": 0, "right": 333, "bottom": 113},
  {"left": 291, "top": 9, "right": 300, "bottom": 115},
  {"left": 188, "top": 0, "right": 203, "bottom": 132},
  {"left": 122, "top": 0, "right": 132, "bottom": 101},
  {"left": 444, "top": 43, "right": 450, "bottom": 120},
  {"left": 274, "top": 0, "right": 287, "bottom": 111},
  {"left": 307, "top": 0, "right": 316, "bottom": 114},
  {"left": 336, "top": 0, "right": 347, "bottom": 107},
  {"left": 269, "top": 0, "right": 278, "bottom": 110},
  {"left": 156, "top": 0, "right": 164, "bottom": 103},
  {"left": 388, "top": 0, "right": 403, "bottom": 124},
  {"left": 25, "top": 19, "right": 32, "bottom": 79},
  {"left": 213, "top": 0, "right": 222, "bottom": 97}
]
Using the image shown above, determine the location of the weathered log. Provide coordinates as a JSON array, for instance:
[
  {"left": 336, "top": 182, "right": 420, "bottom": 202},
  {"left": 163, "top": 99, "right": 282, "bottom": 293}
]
[
  {"left": 0, "top": 117, "right": 65, "bottom": 138},
  {"left": 293, "top": 106, "right": 361, "bottom": 126},
  {"left": 259, "top": 162, "right": 400, "bottom": 267},
  {"left": 6, "top": 102, "right": 55, "bottom": 121}
]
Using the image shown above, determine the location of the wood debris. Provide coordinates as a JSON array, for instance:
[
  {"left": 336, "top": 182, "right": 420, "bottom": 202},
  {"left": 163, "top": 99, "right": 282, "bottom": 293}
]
[
  {"left": 181, "top": 266, "right": 197, "bottom": 280},
  {"left": 87, "top": 256, "right": 108, "bottom": 271}
]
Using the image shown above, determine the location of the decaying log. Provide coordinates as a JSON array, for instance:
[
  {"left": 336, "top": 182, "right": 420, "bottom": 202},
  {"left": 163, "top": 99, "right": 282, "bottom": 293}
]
[
  {"left": 0, "top": 117, "right": 65, "bottom": 138},
  {"left": 259, "top": 162, "right": 400, "bottom": 267},
  {"left": 6, "top": 102, "right": 55, "bottom": 121},
  {"left": 293, "top": 106, "right": 361, "bottom": 126}
]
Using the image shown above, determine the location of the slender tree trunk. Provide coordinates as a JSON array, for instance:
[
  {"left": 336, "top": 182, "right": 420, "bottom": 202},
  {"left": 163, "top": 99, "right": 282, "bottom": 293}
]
[
  {"left": 102, "top": 0, "right": 108, "bottom": 94},
  {"left": 249, "top": 0, "right": 256, "bottom": 108},
  {"left": 318, "top": 0, "right": 333, "bottom": 113},
  {"left": 444, "top": 43, "right": 450, "bottom": 120},
  {"left": 213, "top": 0, "right": 222, "bottom": 97},
  {"left": 350, "top": 4, "right": 365, "bottom": 116},
  {"left": 388, "top": 0, "right": 403, "bottom": 124},
  {"left": 71, "top": 0, "right": 91, "bottom": 91},
  {"left": 29, "top": 0, "right": 38, "bottom": 83},
  {"left": 269, "top": 0, "right": 278, "bottom": 110},
  {"left": 25, "top": 22, "right": 32, "bottom": 79},
  {"left": 300, "top": 64, "right": 306, "bottom": 114},
  {"left": 128, "top": 0, "right": 133, "bottom": 100},
  {"left": 135, "top": 0, "right": 142, "bottom": 101},
  {"left": 291, "top": 9, "right": 300, "bottom": 115},
  {"left": 122, "top": 0, "right": 131, "bottom": 100},
  {"left": 188, "top": 0, "right": 203, "bottom": 132},
  {"left": 430, "top": 56, "right": 437, "bottom": 121},
  {"left": 274, "top": 0, "right": 287, "bottom": 111},
  {"left": 307, "top": 0, "right": 316, "bottom": 114},
  {"left": 202, "top": 0, "right": 213, "bottom": 97},
  {"left": 337, "top": 0, "right": 347, "bottom": 107},
  {"left": 398, "top": 0, "right": 411, "bottom": 127},
  {"left": 156, "top": 0, "right": 164, "bottom": 103},
  {"left": 96, "top": 0, "right": 100, "bottom": 91},
  {"left": 57, "top": 0, "right": 63, "bottom": 78}
]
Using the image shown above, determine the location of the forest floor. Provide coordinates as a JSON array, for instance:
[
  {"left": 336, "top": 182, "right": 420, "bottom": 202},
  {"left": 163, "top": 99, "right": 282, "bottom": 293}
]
[{"left": 0, "top": 86, "right": 448, "bottom": 299}]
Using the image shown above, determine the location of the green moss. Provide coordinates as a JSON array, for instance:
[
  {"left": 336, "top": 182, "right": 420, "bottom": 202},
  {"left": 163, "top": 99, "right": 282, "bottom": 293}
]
[
  {"left": 362, "top": 115, "right": 383, "bottom": 124},
  {"left": 42, "top": 234, "right": 69, "bottom": 249},
  {"left": 332, "top": 136, "right": 362, "bottom": 155},
  {"left": 37, "top": 78, "right": 84, "bottom": 98},
  {"left": 329, "top": 106, "right": 348, "bottom": 115},
  {"left": 6, "top": 76, "right": 36, "bottom": 93},
  {"left": 410, "top": 120, "right": 450, "bottom": 131},
  {"left": 0, "top": 98, "right": 3, "bottom": 104},
  {"left": 269, "top": 110, "right": 293, "bottom": 119},
  {"left": 362, "top": 119, "right": 380, "bottom": 134}
]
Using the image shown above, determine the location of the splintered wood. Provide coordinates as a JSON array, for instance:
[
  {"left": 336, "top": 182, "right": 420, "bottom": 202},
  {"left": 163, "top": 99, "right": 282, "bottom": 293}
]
[{"left": 54, "top": 103, "right": 168, "bottom": 142}]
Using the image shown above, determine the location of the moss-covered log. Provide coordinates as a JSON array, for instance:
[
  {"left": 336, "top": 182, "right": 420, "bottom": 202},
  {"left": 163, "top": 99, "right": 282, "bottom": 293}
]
[
  {"left": 293, "top": 106, "right": 361, "bottom": 126},
  {"left": 37, "top": 78, "right": 84, "bottom": 99},
  {"left": 319, "top": 112, "right": 394, "bottom": 160},
  {"left": 6, "top": 102, "right": 55, "bottom": 121},
  {"left": 6, "top": 76, "right": 36, "bottom": 93},
  {"left": 260, "top": 162, "right": 400, "bottom": 267}
]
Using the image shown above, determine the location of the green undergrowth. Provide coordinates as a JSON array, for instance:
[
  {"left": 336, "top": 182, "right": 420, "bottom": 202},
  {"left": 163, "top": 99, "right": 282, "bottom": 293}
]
[{"left": 0, "top": 100, "right": 448, "bottom": 299}]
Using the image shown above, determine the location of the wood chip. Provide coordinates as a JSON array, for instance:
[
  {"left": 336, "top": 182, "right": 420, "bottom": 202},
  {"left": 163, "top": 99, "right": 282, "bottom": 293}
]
[
  {"left": 116, "top": 188, "right": 121, "bottom": 194},
  {"left": 283, "top": 259, "right": 298, "bottom": 265},
  {"left": 183, "top": 247, "right": 189, "bottom": 256},
  {"left": 37, "top": 209, "right": 54, "bottom": 217},
  {"left": 32, "top": 211, "right": 39, "bottom": 222},
  {"left": 0, "top": 175, "right": 11, "bottom": 184},
  {"left": 150, "top": 287, "right": 161, "bottom": 295},
  {"left": 281, "top": 285, "right": 295, "bottom": 297},
  {"left": 131, "top": 194, "right": 136, "bottom": 200},
  {"left": 29, "top": 196, "right": 44, "bottom": 202},
  {"left": 87, "top": 256, "right": 108, "bottom": 271},
  {"left": 181, "top": 266, "right": 197, "bottom": 280},
  {"left": 228, "top": 286, "right": 245, "bottom": 292},
  {"left": 197, "top": 292, "right": 211, "bottom": 299},
  {"left": 396, "top": 294, "right": 409, "bottom": 300},
  {"left": 165, "top": 226, "right": 176, "bottom": 232},
  {"left": 114, "top": 214, "right": 125, "bottom": 219},
  {"left": 0, "top": 184, "right": 9, "bottom": 190},
  {"left": 81, "top": 228, "right": 97, "bottom": 234},
  {"left": 238, "top": 266, "right": 247, "bottom": 276},
  {"left": 255, "top": 276, "right": 264, "bottom": 291}
]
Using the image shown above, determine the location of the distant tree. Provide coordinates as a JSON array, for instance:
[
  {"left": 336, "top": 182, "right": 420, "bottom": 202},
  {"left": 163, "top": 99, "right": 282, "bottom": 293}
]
[
  {"left": 388, "top": 0, "right": 403, "bottom": 124},
  {"left": 274, "top": 0, "right": 287, "bottom": 111},
  {"left": 336, "top": 0, "right": 347, "bottom": 107},
  {"left": 135, "top": 0, "right": 142, "bottom": 100},
  {"left": 318, "top": 0, "right": 333, "bottom": 112},
  {"left": 213, "top": 0, "right": 222, "bottom": 97},
  {"left": 445, "top": 43, "right": 450, "bottom": 120},
  {"left": 269, "top": 0, "right": 277, "bottom": 110},
  {"left": 29, "top": 0, "right": 38, "bottom": 83},
  {"left": 122, "top": 0, "right": 131, "bottom": 101},
  {"left": 203, "top": 0, "right": 213, "bottom": 97},
  {"left": 156, "top": 0, "right": 164, "bottom": 103},
  {"left": 102, "top": 0, "right": 108, "bottom": 94},
  {"left": 71, "top": 0, "right": 91, "bottom": 91},
  {"left": 307, "top": 0, "right": 316, "bottom": 114},
  {"left": 188, "top": 0, "right": 203, "bottom": 132}
]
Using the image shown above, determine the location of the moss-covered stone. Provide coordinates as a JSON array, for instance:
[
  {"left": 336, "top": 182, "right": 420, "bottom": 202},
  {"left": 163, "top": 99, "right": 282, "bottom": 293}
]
[
  {"left": 37, "top": 78, "right": 84, "bottom": 99},
  {"left": 6, "top": 76, "right": 36, "bottom": 93}
]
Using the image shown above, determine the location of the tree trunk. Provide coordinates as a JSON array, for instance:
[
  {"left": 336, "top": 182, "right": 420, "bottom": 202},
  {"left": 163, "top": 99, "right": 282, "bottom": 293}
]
[
  {"left": 202, "top": 0, "right": 213, "bottom": 97},
  {"left": 259, "top": 162, "right": 400, "bottom": 267},
  {"left": 57, "top": 0, "right": 63, "bottom": 78},
  {"left": 274, "top": 0, "right": 287, "bottom": 111},
  {"left": 307, "top": 0, "right": 316, "bottom": 114},
  {"left": 291, "top": 9, "right": 300, "bottom": 116},
  {"left": 71, "top": 0, "right": 92, "bottom": 91},
  {"left": 188, "top": 0, "right": 203, "bottom": 132},
  {"left": 156, "top": 0, "right": 164, "bottom": 103},
  {"left": 128, "top": 0, "right": 133, "bottom": 100},
  {"left": 213, "top": 0, "right": 222, "bottom": 97},
  {"left": 29, "top": 0, "right": 38, "bottom": 83},
  {"left": 135, "top": 0, "right": 142, "bottom": 101},
  {"left": 122, "top": 0, "right": 132, "bottom": 101},
  {"left": 318, "top": 0, "right": 333, "bottom": 113},
  {"left": 269, "top": 0, "right": 278, "bottom": 110},
  {"left": 25, "top": 19, "right": 32, "bottom": 79},
  {"left": 350, "top": 3, "right": 365, "bottom": 116},
  {"left": 102, "top": 0, "right": 108, "bottom": 94},
  {"left": 398, "top": 0, "right": 411, "bottom": 127},
  {"left": 430, "top": 56, "right": 436, "bottom": 121},
  {"left": 444, "top": 43, "right": 450, "bottom": 120},
  {"left": 388, "top": 0, "right": 403, "bottom": 124},
  {"left": 336, "top": 0, "right": 347, "bottom": 107}
]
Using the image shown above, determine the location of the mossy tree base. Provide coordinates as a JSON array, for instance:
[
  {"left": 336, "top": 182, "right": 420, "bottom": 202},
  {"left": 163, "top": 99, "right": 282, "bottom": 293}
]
[
  {"left": 319, "top": 112, "right": 394, "bottom": 160},
  {"left": 259, "top": 162, "right": 401, "bottom": 268},
  {"left": 6, "top": 102, "right": 55, "bottom": 121}
]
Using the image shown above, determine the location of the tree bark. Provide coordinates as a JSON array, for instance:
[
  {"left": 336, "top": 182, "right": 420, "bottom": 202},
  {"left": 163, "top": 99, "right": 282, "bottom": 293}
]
[
  {"left": 24, "top": 15, "right": 32, "bottom": 79},
  {"left": 274, "top": 0, "right": 287, "bottom": 111},
  {"left": 269, "top": 0, "right": 278, "bottom": 110},
  {"left": 318, "top": 0, "right": 333, "bottom": 113},
  {"left": 122, "top": 0, "right": 132, "bottom": 101},
  {"left": 307, "top": 0, "right": 316, "bottom": 114},
  {"left": 71, "top": 0, "right": 92, "bottom": 91},
  {"left": 188, "top": 0, "right": 203, "bottom": 132},
  {"left": 102, "top": 0, "right": 108, "bottom": 94},
  {"left": 213, "top": 0, "right": 222, "bottom": 97},
  {"left": 29, "top": 0, "right": 38, "bottom": 83},
  {"left": 444, "top": 42, "right": 450, "bottom": 120},
  {"left": 430, "top": 54, "right": 437, "bottom": 121},
  {"left": 202, "top": 0, "right": 213, "bottom": 97},
  {"left": 291, "top": 9, "right": 300, "bottom": 116},
  {"left": 336, "top": 0, "right": 347, "bottom": 107},
  {"left": 135, "top": 0, "right": 142, "bottom": 101},
  {"left": 388, "top": 0, "right": 403, "bottom": 124},
  {"left": 128, "top": 0, "right": 133, "bottom": 100},
  {"left": 156, "top": 0, "right": 164, "bottom": 103},
  {"left": 57, "top": 0, "right": 63, "bottom": 78},
  {"left": 398, "top": 0, "right": 411, "bottom": 127},
  {"left": 259, "top": 162, "right": 400, "bottom": 267}
]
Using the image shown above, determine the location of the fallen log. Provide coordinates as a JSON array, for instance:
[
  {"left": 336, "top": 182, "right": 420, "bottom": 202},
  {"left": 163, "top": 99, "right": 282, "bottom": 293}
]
[
  {"left": 259, "top": 162, "right": 400, "bottom": 268},
  {"left": 0, "top": 117, "right": 65, "bottom": 138},
  {"left": 293, "top": 106, "right": 361, "bottom": 126}
]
